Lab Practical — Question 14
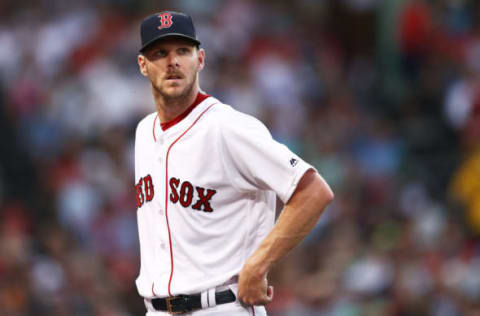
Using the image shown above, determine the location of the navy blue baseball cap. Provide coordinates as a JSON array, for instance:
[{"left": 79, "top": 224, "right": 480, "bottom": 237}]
[{"left": 139, "top": 11, "right": 201, "bottom": 53}]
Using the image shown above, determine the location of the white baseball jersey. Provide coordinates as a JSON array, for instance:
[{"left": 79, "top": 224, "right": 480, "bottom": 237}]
[{"left": 134, "top": 92, "right": 313, "bottom": 299}]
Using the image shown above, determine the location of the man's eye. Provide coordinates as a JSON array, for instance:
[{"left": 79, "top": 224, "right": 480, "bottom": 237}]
[
  {"left": 155, "top": 50, "right": 167, "bottom": 57},
  {"left": 178, "top": 48, "right": 189, "bottom": 54}
]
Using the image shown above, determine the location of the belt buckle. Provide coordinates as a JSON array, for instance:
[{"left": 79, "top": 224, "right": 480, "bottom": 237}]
[{"left": 166, "top": 296, "right": 185, "bottom": 315}]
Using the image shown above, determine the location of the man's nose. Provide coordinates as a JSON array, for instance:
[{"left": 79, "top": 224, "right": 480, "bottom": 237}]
[{"left": 167, "top": 53, "right": 179, "bottom": 67}]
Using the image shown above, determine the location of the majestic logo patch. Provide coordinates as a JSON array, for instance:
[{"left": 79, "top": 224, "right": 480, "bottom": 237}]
[
  {"left": 169, "top": 177, "right": 217, "bottom": 212},
  {"left": 158, "top": 12, "right": 173, "bottom": 29},
  {"left": 135, "top": 174, "right": 154, "bottom": 208},
  {"left": 290, "top": 158, "right": 298, "bottom": 167}
]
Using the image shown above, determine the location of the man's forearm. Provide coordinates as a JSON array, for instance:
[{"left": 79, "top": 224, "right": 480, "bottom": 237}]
[{"left": 244, "top": 170, "right": 334, "bottom": 275}]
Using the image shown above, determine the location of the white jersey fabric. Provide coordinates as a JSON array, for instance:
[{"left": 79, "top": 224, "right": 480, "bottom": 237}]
[{"left": 134, "top": 94, "right": 313, "bottom": 300}]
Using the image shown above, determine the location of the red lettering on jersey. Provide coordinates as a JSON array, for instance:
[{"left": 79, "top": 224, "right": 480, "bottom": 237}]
[
  {"left": 179, "top": 181, "right": 194, "bottom": 207},
  {"left": 169, "top": 177, "right": 180, "bottom": 203},
  {"left": 158, "top": 13, "right": 173, "bottom": 29},
  {"left": 135, "top": 174, "right": 155, "bottom": 208},
  {"left": 135, "top": 181, "right": 145, "bottom": 208},
  {"left": 192, "top": 187, "right": 217, "bottom": 212},
  {"left": 144, "top": 175, "right": 154, "bottom": 201},
  {"left": 167, "top": 177, "right": 217, "bottom": 212}
]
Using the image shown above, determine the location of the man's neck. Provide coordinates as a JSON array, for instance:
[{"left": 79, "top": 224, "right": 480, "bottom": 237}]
[{"left": 153, "top": 86, "right": 199, "bottom": 123}]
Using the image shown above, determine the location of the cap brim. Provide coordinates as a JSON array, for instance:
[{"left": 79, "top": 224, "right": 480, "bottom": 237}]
[{"left": 139, "top": 34, "right": 201, "bottom": 53}]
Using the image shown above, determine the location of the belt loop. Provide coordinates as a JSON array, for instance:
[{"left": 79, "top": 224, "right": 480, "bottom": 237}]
[
  {"left": 200, "top": 290, "right": 209, "bottom": 309},
  {"left": 208, "top": 288, "right": 216, "bottom": 307}
]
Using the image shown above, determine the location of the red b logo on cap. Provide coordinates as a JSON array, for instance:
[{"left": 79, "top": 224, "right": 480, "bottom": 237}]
[{"left": 158, "top": 13, "right": 173, "bottom": 29}]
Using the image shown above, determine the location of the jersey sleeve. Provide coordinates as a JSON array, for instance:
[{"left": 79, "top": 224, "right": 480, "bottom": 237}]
[
  {"left": 218, "top": 109, "right": 314, "bottom": 203},
  {"left": 134, "top": 112, "right": 155, "bottom": 184},
  {"left": 134, "top": 121, "right": 142, "bottom": 183}
]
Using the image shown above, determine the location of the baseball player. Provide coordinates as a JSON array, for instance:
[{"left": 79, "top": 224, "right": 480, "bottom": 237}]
[{"left": 134, "top": 11, "right": 334, "bottom": 315}]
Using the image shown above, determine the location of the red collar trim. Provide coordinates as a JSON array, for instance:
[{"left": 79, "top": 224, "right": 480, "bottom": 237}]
[{"left": 160, "top": 92, "right": 210, "bottom": 131}]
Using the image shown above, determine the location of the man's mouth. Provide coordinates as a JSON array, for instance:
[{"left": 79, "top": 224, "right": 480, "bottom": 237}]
[{"left": 166, "top": 74, "right": 183, "bottom": 80}]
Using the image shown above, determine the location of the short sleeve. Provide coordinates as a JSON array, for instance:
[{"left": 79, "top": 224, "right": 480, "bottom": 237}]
[{"left": 218, "top": 109, "right": 314, "bottom": 203}]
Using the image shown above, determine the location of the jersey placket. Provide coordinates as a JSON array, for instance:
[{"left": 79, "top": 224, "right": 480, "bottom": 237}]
[
  {"left": 161, "top": 104, "right": 216, "bottom": 296},
  {"left": 161, "top": 127, "right": 183, "bottom": 297},
  {"left": 156, "top": 125, "right": 184, "bottom": 297},
  {"left": 151, "top": 128, "right": 172, "bottom": 296}
]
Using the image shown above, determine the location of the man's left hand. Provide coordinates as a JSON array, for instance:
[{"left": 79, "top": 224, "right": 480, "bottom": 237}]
[{"left": 237, "top": 261, "right": 274, "bottom": 306}]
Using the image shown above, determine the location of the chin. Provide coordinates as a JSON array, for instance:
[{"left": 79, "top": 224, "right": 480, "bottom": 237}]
[
  {"left": 157, "top": 78, "right": 195, "bottom": 100},
  {"left": 164, "top": 89, "right": 186, "bottom": 98}
]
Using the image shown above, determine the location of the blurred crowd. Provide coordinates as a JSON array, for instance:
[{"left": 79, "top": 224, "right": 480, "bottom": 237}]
[{"left": 1, "top": 0, "right": 480, "bottom": 315}]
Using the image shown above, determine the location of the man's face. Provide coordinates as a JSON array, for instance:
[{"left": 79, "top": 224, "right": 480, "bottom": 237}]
[{"left": 138, "top": 37, "right": 205, "bottom": 100}]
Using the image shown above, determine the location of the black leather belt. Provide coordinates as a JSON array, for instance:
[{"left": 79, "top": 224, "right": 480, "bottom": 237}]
[{"left": 151, "top": 289, "right": 236, "bottom": 314}]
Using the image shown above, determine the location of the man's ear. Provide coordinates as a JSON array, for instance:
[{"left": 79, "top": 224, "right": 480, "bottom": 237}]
[
  {"left": 197, "top": 48, "right": 205, "bottom": 72},
  {"left": 138, "top": 54, "right": 148, "bottom": 77}
]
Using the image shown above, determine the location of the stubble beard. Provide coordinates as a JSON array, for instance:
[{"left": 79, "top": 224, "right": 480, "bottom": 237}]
[{"left": 154, "top": 73, "right": 197, "bottom": 106}]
